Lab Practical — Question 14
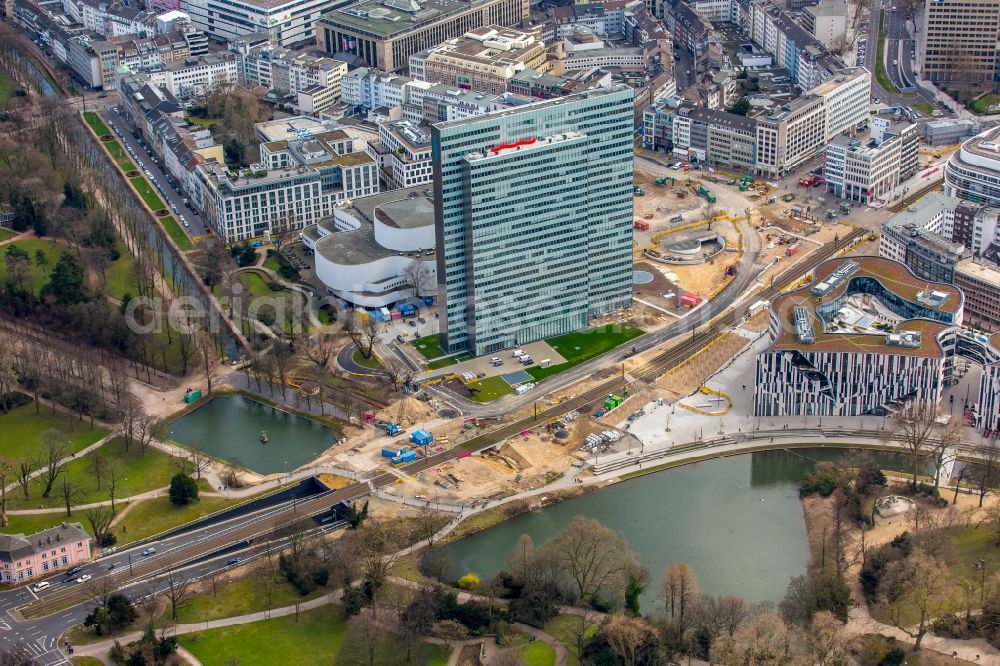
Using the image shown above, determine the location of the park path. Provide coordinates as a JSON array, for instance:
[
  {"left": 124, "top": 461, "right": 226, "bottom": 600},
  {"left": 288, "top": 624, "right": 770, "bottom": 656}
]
[
  {"left": 2, "top": 433, "right": 116, "bottom": 497},
  {"left": 0, "top": 229, "right": 37, "bottom": 246}
]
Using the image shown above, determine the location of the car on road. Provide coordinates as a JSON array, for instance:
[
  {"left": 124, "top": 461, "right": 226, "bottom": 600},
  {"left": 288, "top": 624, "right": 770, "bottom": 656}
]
[
  {"left": 142, "top": 547, "right": 156, "bottom": 556},
  {"left": 408, "top": 320, "right": 416, "bottom": 327},
  {"left": 65, "top": 567, "right": 82, "bottom": 577},
  {"left": 76, "top": 574, "right": 91, "bottom": 583},
  {"left": 418, "top": 317, "right": 426, "bottom": 324},
  {"left": 227, "top": 557, "right": 241, "bottom": 566},
  {"left": 32, "top": 582, "right": 50, "bottom": 592}
]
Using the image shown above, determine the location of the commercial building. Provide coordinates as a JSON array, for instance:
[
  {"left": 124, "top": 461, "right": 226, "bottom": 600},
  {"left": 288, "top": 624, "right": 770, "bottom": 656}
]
[
  {"left": 301, "top": 186, "right": 435, "bottom": 308},
  {"left": 367, "top": 119, "right": 434, "bottom": 188},
  {"left": 754, "top": 257, "right": 964, "bottom": 417},
  {"left": 230, "top": 38, "right": 349, "bottom": 113},
  {"left": 642, "top": 68, "right": 870, "bottom": 177},
  {"left": 824, "top": 117, "right": 919, "bottom": 204},
  {"left": 0, "top": 523, "right": 91, "bottom": 582},
  {"left": 919, "top": 0, "right": 1000, "bottom": 89},
  {"left": 945, "top": 128, "right": 1000, "bottom": 207},
  {"left": 318, "top": 0, "right": 531, "bottom": 72},
  {"left": 180, "top": 0, "right": 329, "bottom": 47},
  {"left": 954, "top": 261, "right": 1000, "bottom": 332},
  {"left": 802, "top": 0, "right": 847, "bottom": 49},
  {"left": 432, "top": 86, "right": 634, "bottom": 356},
  {"left": 410, "top": 25, "right": 547, "bottom": 95},
  {"left": 194, "top": 116, "right": 378, "bottom": 242},
  {"left": 144, "top": 52, "right": 239, "bottom": 97},
  {"left": 925, "top": 118, "right": 981, "bottom": 146}
]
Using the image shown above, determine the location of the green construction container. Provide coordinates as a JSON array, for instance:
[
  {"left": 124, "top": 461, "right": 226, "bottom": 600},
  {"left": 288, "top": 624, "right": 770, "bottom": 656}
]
[{"left": 183, "top": 389, "right": 202, "bottom": 404}]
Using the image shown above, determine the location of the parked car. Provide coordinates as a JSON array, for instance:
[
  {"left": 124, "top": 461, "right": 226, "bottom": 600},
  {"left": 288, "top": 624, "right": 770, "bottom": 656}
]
[{"left": 408, "top": 320, "right": 416, "bottom": 327}]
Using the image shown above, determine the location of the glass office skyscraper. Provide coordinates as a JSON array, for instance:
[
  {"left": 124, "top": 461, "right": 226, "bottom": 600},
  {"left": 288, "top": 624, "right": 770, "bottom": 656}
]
[{"left": 432, "top": 86, "right": 634, "bottom": 356}]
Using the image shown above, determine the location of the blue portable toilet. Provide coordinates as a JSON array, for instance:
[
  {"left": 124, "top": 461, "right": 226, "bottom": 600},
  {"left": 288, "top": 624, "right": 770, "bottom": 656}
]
[{"left": 410, "top": 429, "right": 433, "bottom": 446}]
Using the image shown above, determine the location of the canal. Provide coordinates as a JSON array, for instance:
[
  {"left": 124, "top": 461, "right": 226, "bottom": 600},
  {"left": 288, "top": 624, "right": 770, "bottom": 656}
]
[
  {"left": 168, "top": 395, "right": 339, "bottom": 475},
  {"left": 436, "top": 447, "right": 913, "bottom": 608}
]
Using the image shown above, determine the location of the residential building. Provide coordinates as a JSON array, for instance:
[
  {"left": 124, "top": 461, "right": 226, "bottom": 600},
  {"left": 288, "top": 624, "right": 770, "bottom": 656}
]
[
  {"left": 945, "top": 128, "right": 1000, "bottom": 207},
  {"left": 754, "top": 256, "right": 964, "bottom": 417},
  {"left": 824, "top": 117, "right": 919, "bottom": 204},
  {"left": 0, "top": 523, "right": 92, "bottom": 583},
  {"left": 301, "top": 186, "right": 436, "bottom": 308},
  {"left": 410, "top": 25, "right": 547, "bottom": 96},
  {"left": 802, "top": 0, "right": 847, "bottom": 49},
  {"left": 919, "top": 0, "right": 1000, "bottom": 89},
  {"left": 180, "top": 0, "right": 330, "bottom": 47},
  {"left": 742, "top": 0, "right": 845, "bottom": 89},
  {"left": 195, "top": 116, "right": 379, "bottom": 242},
  {"left": 432, "top": 86, "right": 634, "bottom": 356},
  {"left": 367, "top": 119, "right": 434, "bottom": 188},
  {"left": 318, "top": 0, "right": 531, "bottom": 72},
  {"left": 230, "top": 39, "right": 349, "bottom": 112}
]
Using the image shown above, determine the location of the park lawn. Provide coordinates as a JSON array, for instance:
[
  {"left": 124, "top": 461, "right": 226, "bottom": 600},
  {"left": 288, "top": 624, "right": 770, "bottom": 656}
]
[
  {"left": 239, "top": 271, "right": 275, "bottom": 297},
  {"left": 0, "top": 226, "right": 17, "bottom": 242},
  {"left": 115, "top": 495, "right": 237, "bottom": 546},
  {"left": 528, "top": 323, "right": 644, "bottom": 381},
  {"left": 427, "top": 355, "right": 458, "bottom": 370},
  {"left": 175, "top": 575, "right": 326, "bottom": 624},
  {"left": 337, "top": 621, "right": 449, "bottom": 666},
  {"left": 412, "top": 333, "right": 445, "bottom": 360},
  {"left": 0, "top": 238, "right": 70, "bottom": 295},
  {"left": 262, "top": 254, "right": 282, "bottom": 273},
  {"left": 467, "top": 375, "right": 513, "bottom": 403},
  {"left": 972, "top": 94, "right": 1000, "bottom": 115},
  {"left": 82, "top": 111, "right": 111, "bottom": 137},
  {"left": 0, "top": 512, "right": 97, "bottom": 538},
  {"left": 0, "top": 71, "right": 15, "bottom": 109},
  {"left": 104, "top": 139, "right": 136, "bottom": 172},
  {"left": 101, "top": 242, "right": 137, "bottom": 301},
  {"left": 129, "top": 177, "right": 165, "bottom": 211},
  {"left": 543, "top": 614, "right": 600, "bottom": 666},
  {"left": 520, "top": 639, "right": 556, "bottom": 666},
  {"left": 70, "top": 658, "right": 104, "bottom": 666},
  {"left": 185, "top": 116, "right": 218, "bottom": 128},
  {"left": 179, "top": 604, "right": 346, "bottom": 666},
  {"left": 351, "top": 348, "right": 384, "bottom": 370},
  {"left": 913, "top": 102, "right": 936, "bottom": 116},
  {"left": 0, "top": 402, "right": 106, "bottom": 462},
  {"left": 160, "top": 215, "right": 193, "bottom": 251},
  {"left": 7, "top": 437, "right": 183, "bottom": 511}
]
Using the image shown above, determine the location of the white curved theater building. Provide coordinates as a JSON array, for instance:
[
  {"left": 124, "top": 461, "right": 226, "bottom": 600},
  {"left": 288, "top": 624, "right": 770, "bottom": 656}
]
[
  {"left": 945, "top": 128, "right": 1000, "bottom": 207},
  {"left": 300, "top": 187, "right": 436, "bottom": 308}
]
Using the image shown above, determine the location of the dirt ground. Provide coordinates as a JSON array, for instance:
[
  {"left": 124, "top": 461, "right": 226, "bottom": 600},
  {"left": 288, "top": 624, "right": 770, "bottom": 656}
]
[
  {"left": 632, "top": 260, "right": 686, "bottom": 316},
  {"left": 660, "top": 218, "right": 742, "bottom": 297}
]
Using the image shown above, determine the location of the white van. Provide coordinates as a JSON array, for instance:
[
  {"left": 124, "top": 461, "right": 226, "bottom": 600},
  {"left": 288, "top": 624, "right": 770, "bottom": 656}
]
[
  {"left": 671, "top": 162, "right": 682, "bottom": 170},
  {"left": 32, "top": 581, "right": 50, "bottom": 592},
  {"left": 512, "top": 349, "right": 525, "bottom": 357}
]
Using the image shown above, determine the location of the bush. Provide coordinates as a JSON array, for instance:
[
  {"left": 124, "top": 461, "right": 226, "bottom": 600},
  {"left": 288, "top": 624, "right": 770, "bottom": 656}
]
[
  {"left": 168, "top": 473, "right": 198, "bottom": 506},
  {"left": 267, "top": 281, "right": 284, "bottom": 291},
  {"left": 799, "top": 461, "right": 841, "bottom": 497},
  {"left": 458, "top": 573, "right": 480, "bottom": 590}
]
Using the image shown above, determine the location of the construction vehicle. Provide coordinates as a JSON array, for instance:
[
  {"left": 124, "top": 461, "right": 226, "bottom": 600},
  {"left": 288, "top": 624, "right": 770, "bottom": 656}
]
[
  {"left": 634, "top": 186, "right": 646, "bottom": 196},
  {"left": 654, "top": 177, "right": 673, "bottom": 186},
  {"left": 706, "top": 193, "right": 717, "bottom": 203},
  {"left": 781, "top": 193, "right": 796, "bottom": 202},
  {"left": 739, "top": 182, "right": 750, "bottom": 191},
  {"left": 375, "top": 419, "right": 401, "bottom": 436},
  {"left": 696, "top": 185, "right": 710, "bottom": 197},
  {"left": 798, "top": 175, "right": 818, "bottom": 187}
]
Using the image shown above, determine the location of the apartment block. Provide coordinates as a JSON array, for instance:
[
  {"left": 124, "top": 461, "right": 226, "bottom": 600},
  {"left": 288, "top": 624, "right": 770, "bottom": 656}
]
[
  {"left": 432, "top": 87, "right": 634, "bottom": 356},
  {"left": 919, "top": 0, "right": 1000, "bottom": 88},
  {"left": 145, "top": 51, "right": 238, "bottom": 97},
  {"left": 742, "top": 0, "right": 845, "bottom": 89},
  {"left": 802, "top": 0, "right": 847, "bottom": 49},
  {"left": 367, "top": 119, "right": 434, "bottom": 187},
  {"left": 195, "top": 116, "right": 379, "bottom": 242},
  {"left": 318, "top": 0, "right": 530, "bottom": 72},
  {"left": 230, "top": 38, "right": 349, "bottom": 113},
  {"left": 409, "top": 25, "right": 547, "bottom": 96}
]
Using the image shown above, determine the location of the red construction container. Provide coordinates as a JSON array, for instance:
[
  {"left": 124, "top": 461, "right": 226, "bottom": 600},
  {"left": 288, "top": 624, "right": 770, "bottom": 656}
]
[
  {"left": 786, "top": 243, "right": 799, "bottom": 256},
  {"left": 633, "top": 220, "right": 650, "bottom": 231},
  {"left": 680, "top": 292, "right": 702, "bottom": 308},
  {"left": 390, "top": 311, "right": 402, "bottom": 320}
]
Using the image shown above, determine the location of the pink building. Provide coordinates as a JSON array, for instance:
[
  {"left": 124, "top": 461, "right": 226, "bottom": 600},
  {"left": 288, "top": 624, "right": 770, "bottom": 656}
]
[{"left": 0, "top": 523, "right": 91, "bottom": 583}]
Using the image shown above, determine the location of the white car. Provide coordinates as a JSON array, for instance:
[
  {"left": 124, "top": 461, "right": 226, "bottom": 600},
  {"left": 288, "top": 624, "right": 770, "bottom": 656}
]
[
  {"left": 31, "top": 581, "right": 50, "bottom": 592},
  {"left": 76, "top": 574, "right": 91, "bottom": 583}
]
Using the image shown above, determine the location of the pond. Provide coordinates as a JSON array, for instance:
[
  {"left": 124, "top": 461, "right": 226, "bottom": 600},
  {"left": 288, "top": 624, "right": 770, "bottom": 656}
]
[
  {"left": 168, "top": 395, "right": 338, "bottom": 475},
  {"left": 436, "top": 447, "right": 913, "bottom": 609}
]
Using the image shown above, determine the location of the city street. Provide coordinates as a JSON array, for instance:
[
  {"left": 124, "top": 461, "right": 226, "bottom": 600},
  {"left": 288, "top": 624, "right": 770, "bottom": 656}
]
[
  {"left": 100, "top": 107, "right": 212, "bottom": 239},
  {"left": 864, "top": 0, "right": 938, "bottom": 109}
]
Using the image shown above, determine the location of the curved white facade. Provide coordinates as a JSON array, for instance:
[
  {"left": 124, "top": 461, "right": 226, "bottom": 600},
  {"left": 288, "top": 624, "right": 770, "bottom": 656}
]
[
  {"left": 302, "top": 191, "right": 437, "bottom": 308},
  {"left": 945, "top": 129, "right": 1000, "bottom": 207}
]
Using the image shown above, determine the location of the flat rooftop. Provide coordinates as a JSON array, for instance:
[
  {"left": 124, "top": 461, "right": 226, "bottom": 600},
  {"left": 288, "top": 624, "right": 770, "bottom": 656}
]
[
  {"left": 257, "top": 116, "right": 339, "bottom": 143},
  {"left": 957, "top": 259, "right": 1000, "bottom": 286},
  {"left": 958, "top": 127, "right": 1000, "bottom": 164},
  {"left": 768, "top": 256, "right": 962, "bottom": 357},
  {"left": 312, "top": 186, "right": 435, "bottom": 266},
  {"left": 321, "top": 0, "right": 484, "bottom": 38}
]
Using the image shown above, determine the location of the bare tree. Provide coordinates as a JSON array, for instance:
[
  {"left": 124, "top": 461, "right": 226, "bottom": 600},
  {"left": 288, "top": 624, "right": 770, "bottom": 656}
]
[
  {"left": 662, "top": 563, "right": 700, "bottom": 631},
  {"left": 357, "top": 614, "right": 382, "bottom": 666},
  {"left": 0, "top": 340, "right": 16, "bottom": 414},
  {"left": 198, "top": 330, "right": 217, "bottom": 396},
  {"left": 805, "top": 611, "right": 850, "bottom": 666},
  {"left": 880, "top": 549, "right": 955, "bottom": 650},
  {"left": 346, "top": 314, "right": 381, "bottom": 361},
  {"left": 60, "top": 477, "right": 82, "bottom": 517},
  {"left": 15, "top": 458, "right": 32, "bottom": 500},
  {"left": 0, "top": 459, "right": 10, "bottom": 527},
  {"left": 711, "top": 612, "right": 793, "bottom": 666},
  {"left": 85, "top": 505, "right": 115, "bottom": 545},
  {"left": 401, "top": 260, "right": 432, "bottom": 300},
  {"left": 602, "top": 613, "right": 658, "bottom": 666},
  {"left": 549, "top": 515, "right": 640, "bottom": 604},
  {"left": 432, "top": 619, "right": 468, "bottom": 652},
  {"left": 258, "top": 555, "right": 279, "bottom": 618},
  {"left": 161, "top": 568, "right": 195, "bottom": 621},
  {"left": 187, "top": 449, "right": 211, "bottom": 481},
  {"left": 885, "top": 401, "right": 939, "bottom": 487},
  {"left": 304, "top": 333, "right": 334, "bottom": 417},
  {"left": 39, "top": 429, "right": 69, "bottom": 498},
  {"left": 977, "top": 437, "right": 1000, "bottom": 507},
  {"left": 87, "top": 452, "right": 108, "bottom": 492},
  {"left": 107, "top": 459, "right": 120, "bottom": 514},
  {"left": 509, "top": 533, "right": 535, "bottom": 586},
  {"left": 930, "top": 418, "right": 965, "bottom": 491}
]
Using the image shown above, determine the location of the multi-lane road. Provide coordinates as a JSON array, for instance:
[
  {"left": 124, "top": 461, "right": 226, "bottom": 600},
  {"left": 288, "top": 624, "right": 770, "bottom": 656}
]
[{"left": 865, "top": 0, "right": 938, "bottom": 109}]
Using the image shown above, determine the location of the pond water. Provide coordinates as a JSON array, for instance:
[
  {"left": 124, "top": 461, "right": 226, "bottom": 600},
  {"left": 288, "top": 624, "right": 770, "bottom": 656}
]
[
  {"left": 436, "top": 447, "right": 913, "bottom": 608},
  {"left": 168, "top": 395, "right": 337, "bottom": 475}
]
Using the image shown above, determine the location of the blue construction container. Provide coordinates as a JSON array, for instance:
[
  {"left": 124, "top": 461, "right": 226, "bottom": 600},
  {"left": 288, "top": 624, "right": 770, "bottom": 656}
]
[
  {"left": 410, "top": 429, "right": 433, "bottom": 446},
  {"left": 393, "top": 450, "right": 418, "bottom": 464},
  {"left": 381, "top": 447, "right": 404, "bottom": 458},
  {"left": 399, "top": 303, "right": 417, "bottom": 317}
]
